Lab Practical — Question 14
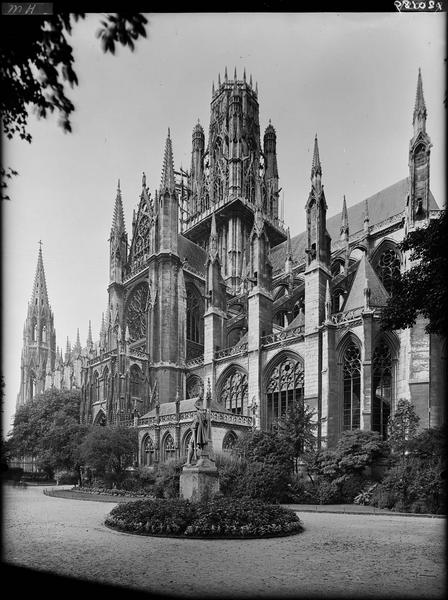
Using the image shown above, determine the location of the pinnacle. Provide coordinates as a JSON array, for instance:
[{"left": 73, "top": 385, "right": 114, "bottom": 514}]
[
  {"left": 111, "top": 180, "right": 126, "bottom": 235},
  {"left": 160, "top": 130, "right": 176, "bottom": 193},
  {"left": 31, "top": 242, "right": 50, "bottom": 307},
  {"left": 311, "top": 134, "right": 322, "bottom": 178},
  {"left": 414, "top": 68, "right": 426, "bottom": 116}
]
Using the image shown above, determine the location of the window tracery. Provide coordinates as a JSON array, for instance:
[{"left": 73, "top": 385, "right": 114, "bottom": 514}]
[
  {"left": 126, "top": 283, "right": 149, "bottom": 342},
  {"left": 220, "top": 370, "right": 248, "bottom": 414},
  {"left": 162, "top": 434, "right": 176, "bottom": 462},
  {"left": 266, "top": 356, "right": 304, "bottom": 427},
  {"left": 222, "top": 431, "right": 238, "bottom": 452},
  {"left": 375, "top": 247, "right": 400, "bottom": 294},
  {"left": 186, "top": 375, "right": 204, "bottom": 399},
  {"left": 142, "top": 436, "right": 155, "bottom": 466},
  {"left": 130, "top": 365, "right": 142, "bottom": 398},
  {"left": 186, "top": 288, "right": 202, "bottom": 344},
  {"left": 342, "top": 343, "right": 361, "bottom": 430},
  {"left": 372, "top": 341, "right": 393, "bottom": 439}
]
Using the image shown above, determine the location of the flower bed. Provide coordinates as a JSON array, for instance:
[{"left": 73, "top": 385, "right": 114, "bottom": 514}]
[
  {"left": 105, "top": 497, "right": 304, "bottom": 538},
  {"left": 70, "top": 485, "right": 154, "bottom": 499}
]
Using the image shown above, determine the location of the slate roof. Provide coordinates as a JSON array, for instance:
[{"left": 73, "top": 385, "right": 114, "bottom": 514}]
[
  {"left": 270, "top": 177, "right": 438, "bottom": 273},
  {"left": 178, "top": 234, "right": 206, "bottom": 275},
  {"left": 141, "top": 397, "right": 229, "bottom": 419},
  {"left": 343, "top": 254, "right": 389, "bottom": 311}
]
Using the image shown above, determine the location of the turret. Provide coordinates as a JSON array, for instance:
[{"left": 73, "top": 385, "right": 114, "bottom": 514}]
[{"left": 263, "top": 121, "right": 279, "bottom": 220}]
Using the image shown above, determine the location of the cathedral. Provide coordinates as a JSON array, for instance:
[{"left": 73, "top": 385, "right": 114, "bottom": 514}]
[{"left": 17, "top": 68, "right": 445, "bottom": 467}]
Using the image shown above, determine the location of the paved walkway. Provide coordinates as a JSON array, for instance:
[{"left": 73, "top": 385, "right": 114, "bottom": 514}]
[{"left": 3, "top": 484, "right": 445, "bottom": 598}]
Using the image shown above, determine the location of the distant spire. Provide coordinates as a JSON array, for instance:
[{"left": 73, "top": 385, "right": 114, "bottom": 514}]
[
  {"left": 111, "top": 179, "right": 126, "bottom": 234},
  {"left": 87, "top": 320, "right": 93, "bottom": 347},
  {"left": 286, "top": 227, "right": 292, "bottom": 259},
  {"left": 75, "top": 328, "right": 81, "bottom": 352},
  {"left": 340, "top": 195, "right": 349, "bottom": 240},
  {"left": 414, "top": 68, "right": 427, "bottom": 121},
  {"left": 243, "top": 68, "right": 246, "bottom": 82},
  {"left": 31, "top": 242, "right": 50, "bottom": 306},
  {"left": 142, "top": 172, "right": 146, "bottom": 188},
  {"left": 363, "top": 198, "right": 370, "bottom": 231},
  {"left": 250, "top": 73, "right": 253, "bottom": 87},
  {"left": 218, "top": 72, "right": 221, "bottom": 86},
  {"left": 160, "top": 129, "right": 176, "bottom": 193},
  {"left": 212, "top": 80, "right": 215, "bottom": 95},
  {"left": 311, "top": 134, "right": 322, "bottom": 179},
  {"left": 234, "top": 66, "right": 237, "bottom": 80},
  {"left": 255, "top": 81, "right": 258, "bottom": 95},
  {"left": 225, "top": 66, "right": 228, "bottom": 82},
  {"left": 65, "top": 337, "right": 71, "bottom": 361}
]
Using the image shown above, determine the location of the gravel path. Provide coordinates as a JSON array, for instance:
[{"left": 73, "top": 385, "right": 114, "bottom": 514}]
[{"left": 3, "top": 484, "right": 445, "bottom": 598}]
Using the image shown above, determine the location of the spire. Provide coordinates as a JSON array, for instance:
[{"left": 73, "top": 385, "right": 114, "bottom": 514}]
[
  {"left": 111, "top": 179, "right": 126, "bottom": 235},
  {"left": 218, "top": 72, "right": 221, "bottom": 86},
  {"left": 340, "top": 195, "right": 349, "bottom": 240},
  {"left": 414, "top": 68, "right": 426, "bottom": 121},
  {"left": 285, "top": 228, "right": 293, "bottom": 274},
  {"left": 65, "top": 337, "right": 71, "bottom": 362},
  {"left": 208, "top": 212, "right": 219, "bottom": 261},
  {"left": 160, "top": 129, "right": 176, "bottom": 193},
  {"left": 363, "top": 198, "right": 370, "bottom": 232},
  {"left": 74, "top": 328, "right": 81, "bottom": 353},
  {"left": 325, "top": 280, "right": 332, "bottom": 321},
  {"left": 31, "top": 241, "right": 50, "bottom": 306},
  {"left": 212, "top": 80, "right": 215, "bottom": 96},
  {"left": 234, "top": 66, "right": 237, "bottom": 80},
  {"left": 250, "top": 73, "right": 253, "bottom": 87},
  {"left": 87, "top": 320, "right": 93, "bottom": 347},
  {"left": 243, "top": 68, "right": 246, "bottom": 82},
  {"left": 224, "top": 66, "right": 228, "bottom": 82},
  {"left": 311, "top": 134, "right": 322, "bottom": 179}
]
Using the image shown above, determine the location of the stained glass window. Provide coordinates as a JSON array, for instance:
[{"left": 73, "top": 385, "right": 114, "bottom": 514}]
[
  {"left": 126, "top": 283, "right": 149, "bottom": 342},
  {"left": 220, "top": 370, "right": 248, "bottom": 414},
  {"left": 142, "top": 436, "right": 155, "bottom": 466},
  {"left": 372, "top": 342, "right": 393, "bottom": 439},
  {"left": 266, "top": 357, "right": 304, "bottom": 427},
  {"left": 186, "top": 288, "right": 202, "bottom": 343},
  {"left": 342, "top": 344, "right": 361, "bottom": 430},
  {"left": 130, "top": 364, "right": 142, "bottom": 398}
]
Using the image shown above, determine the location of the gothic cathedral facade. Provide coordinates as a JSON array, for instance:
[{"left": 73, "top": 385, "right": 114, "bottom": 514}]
[{"left": 18, "top": 69, "right": 445, "bottom": 466}]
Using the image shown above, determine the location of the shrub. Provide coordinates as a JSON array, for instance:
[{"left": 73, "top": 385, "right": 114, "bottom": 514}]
[
  {"left": 152, "top": 460, "right": 184, "bottom": 499},
  {"left": 55, "top": 470, "right": 79, "bottom": 485},
  {"left": 105, "top": 497, "right": 303, "bottom": 538}
]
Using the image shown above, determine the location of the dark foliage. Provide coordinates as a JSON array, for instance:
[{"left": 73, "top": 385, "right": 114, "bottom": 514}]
[
  {"left": 78, "top": 426, "right": 138, "bottom": 476},
  {"left": 105, "top": 497, "right": 303, "bottom": 538},
  {"left": 381, "top": 210, "right": 448, "bottom": 339}
]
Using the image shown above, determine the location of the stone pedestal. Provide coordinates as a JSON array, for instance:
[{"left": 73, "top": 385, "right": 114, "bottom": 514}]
[{"left": 179, "top": 456, "right": 220, "bottom": 503}]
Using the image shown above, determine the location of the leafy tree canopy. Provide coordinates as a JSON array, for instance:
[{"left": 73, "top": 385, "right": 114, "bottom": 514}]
[
  {"left": 78, "top": 425, "right": 138, "bottom": 475},
  {"left": 1, "top": 12, "right": 148, "bottom": 199},
  {"left": 381, "top": 211, "right": 448, "bottom": 339},
  {"left": 387, "top": 399, "right": 420, "bottom": 457},
  {"left": 8, "top": 388, "right": 87, "bottom": 475}
]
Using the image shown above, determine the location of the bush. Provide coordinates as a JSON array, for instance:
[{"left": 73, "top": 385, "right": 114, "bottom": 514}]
[
  {"left": 20, "top": 471, "right": 55, "bottom": 482},
  {"left": 105, "top": 497, "right": 303, "bottom": 538},
  {"left": 55, "top": 470, "right": 79, "bottom": 485},
  {"left": 152, "top": 460, "right": 184, "bottom": 499}
]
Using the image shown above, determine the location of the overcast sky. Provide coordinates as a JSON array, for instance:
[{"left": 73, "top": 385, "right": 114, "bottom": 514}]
[{"left": 2, "top": 12, "right": 446, "bottom": 434}]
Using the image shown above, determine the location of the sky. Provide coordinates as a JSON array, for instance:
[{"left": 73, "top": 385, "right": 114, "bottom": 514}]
[{"left": 2, "top": 12, "right": 446, "bottom": 435}]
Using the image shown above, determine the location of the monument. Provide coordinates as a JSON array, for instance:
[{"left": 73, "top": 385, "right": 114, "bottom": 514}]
[{"left": 179, "top": 384, "right": 220, "bottom": 502}]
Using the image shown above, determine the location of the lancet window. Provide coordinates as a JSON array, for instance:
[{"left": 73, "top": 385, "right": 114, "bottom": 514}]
[
  {"left": 162, "top": 434, "right": 176, "bottom": 462},
  {"left": 342, "top": 343, "right": 361, "bottom": 430},
  {"left": 372, "top": 341, "right": 393, "bottom": 439},
  {"left": 266, "top": 356, "right": 304, "bottom": 427},
  {"left": 186, "top": 288, "right": 202, "bottom": 344},
  {"left": 220, "top": 370, "right": 248, "bottom": 414},
  {"left": 142, "top": 436, "right": 155, "bottom": 466}
]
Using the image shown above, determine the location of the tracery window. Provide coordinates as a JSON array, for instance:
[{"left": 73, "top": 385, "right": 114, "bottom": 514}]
[
  {"left": 142, "top": 436, "right": 155, "bottom": 466},
  {"left": 375, "top": 247, "right": 401, "bottom": 294},
  {"left": 162, "top": 434, "right": 176, "bottom": 462},
  {"left": 186, "top": 288, "right": 202, "bottom": 344},
  {"left": 222, "top": 431, "right": 238, "bottom": 452},
  {"left": 220, "top": 370, "right": 248, "bottom": 414},
  {"left": 103, "top": 367, "right": 110, "bottom": 403},
  {"left": 266, "top": 356, "right": 304, "bottom": 427},
  {"left": 372, "top": 342, "right": 393, "bottom": 439},
  {"left": 126, "top": 283, "right": 149, "bottom": 342},
  {"left": 93, "top": 371, "right": 100, "bottom": 404},
  {"left": 342, "top": 343, "right": 361, "bottom": 430},
  {"left": 182, "top": 430, "right": 193, "bottom": 458},
  {"left": 130, "top": 364, "right": 142, "bottom": 399}
]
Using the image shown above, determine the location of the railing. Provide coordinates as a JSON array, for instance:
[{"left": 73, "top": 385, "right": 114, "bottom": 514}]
[
  {"left": 261, "top": 325, "right": 304, "bottom": 347},
  {"left": 123, "top": 262, "right": 149, "bottom": 284},
  {"left": 182, "top": 262, "right": 205, "bottom": 279},
  {"left": 329, "top": 306, "right": 365, "bottom": 325},
  {"left": 185, "top": 356, "right": 204, "bottom": 369},
  {"left": 138, "top": 410, "right": 252, "bottom": 428},
  {"left": 210, "top": 411, "right": 252, "bottom": 427},
  {"left": 89, "top": 350, "right": 116, "bottom": 367},
  {"left": 215, "top": 342, "right": 248, "bottom": 360}
]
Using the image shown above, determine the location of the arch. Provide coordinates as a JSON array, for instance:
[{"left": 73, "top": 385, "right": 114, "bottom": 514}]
[
  {"left": 337, "top": 334, "right": 362, "bottom": 431},
  {"left": 32, "top": 322, "right": 38, "bottom": 342},
  {"left": 130, "top": 364, "right": 142, "bottom": 399},
  {"left": 349, "top": 247, "right": 366, "bottom": 262},
  {"left": 186, "top": 374, "right": 204, "bottom": 399},
  {"left": 371, "top": 239, "right": 401, "bottom": 295},
  {"left": 264, "top": 351, "right": 305, "bottom": 428},
  {"left": 93, "top": 370, "right": 100, "bottom": 404},
  {"left": 332, "top": 288, "right": 346, "bottom": 313},
  {"left": 217, "top": 365, "right": 248, "bottom": 414},
  {"left": 141, "top": 434, "right": 155, "bottom": 466},
  {"left": 29, "top": 369, "right": 37, "bottom": 399},
  {"left": 41, "top": 325, "right": 47, "bottom": 343},
  {"left": 94, "top": 409, "right": 106, "bottom": 426},
  {"left": 372, "top": 336, "right": 397, "bottom": 439},
  {"left": 222, "top": 430, "right": 238, "bottom": 452},
  {"left": 186, "top": 284, "right": 204, "bottom": 344},
  {"left": 103, "top": 367, "right": 110, "bottom": 404},
  {"left": 182, "top": 429, "right": 193, "bottom": 458},
  {"left": 161, "top": 432, "right": 176, "bottom": 463}
]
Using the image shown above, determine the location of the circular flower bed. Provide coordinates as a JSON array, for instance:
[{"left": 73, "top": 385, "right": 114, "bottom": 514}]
[{"left": 105, "top": 497, "right": 303, "bottom": 538}]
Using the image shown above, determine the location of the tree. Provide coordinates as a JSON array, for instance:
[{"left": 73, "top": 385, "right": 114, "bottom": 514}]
[
  {"left": 78, "top": 426, "right": 138, "bottom": 477},
  {"left": 8, "top": 388, "right": 86, "bottom": 476},
  {"left": 387, "top": 399, "right": 420, "bottom": 457},
  {"left": 381, "top": 211, "right": 448, "bottom": 339},
  {"left": 1, "top": 12, "right": 148, "bottom": 199},
  {"left": 274, "top": 398, "right": 319, "bottom": 474}
]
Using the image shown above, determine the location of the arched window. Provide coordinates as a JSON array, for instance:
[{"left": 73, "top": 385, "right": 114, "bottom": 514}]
[
  {"left": 220, "top": 369, "right": 248, "bottom": 414},
  {"left": 186, "top": 288, "right": 203, "bottom": 344},
  {"left": 125, "top": 282, "right": 149, "bottom": 342},
  {"left": 103, "top": 367, "right": 110, "bottom": 403},
  {"left": 41, "top": 325, "right": 47, "bottom": 343},
  {"left": 162, "top": 433, "right": 176, "bottom": 462},
  {"left": 374, "top": 246, "right": 401, "bottom": 294},
  {"left": 342, "top": 343, "right": 361, "bottom": 431},
  {"left": 182, "top": 430, "right": 193, "bottom": 458},
  {"left": 372, "top": 341, "right": 393, "bottom": 439},
  {"left": 186, "top": 375, "right": 203, "bottom": 399},
  {"left": 93, "top": 371, "right": 100, "bottom": 403},
  {"left": 130, "top": 365, "right": 142, "bottom": 399},
  {"left": 32, "top": 323, "right": 37, "bottom": 342},
  {"left": 94, "top": 411, "right": 106, "bottom": 426},
  {"left": 332, "top": 289, "right": 345, "bottom": 313},
  {"left": 222, "top": 431, "right": 238, "bottom": 452},
  {"left": 266, "top": 355, "right": 304, "bottom": 427},
  {"left": 142, "top": 436, "right": 155, "bottom": 466},
  {"left": 29, "top": 371, "right": 36, "bottom": 399}
]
